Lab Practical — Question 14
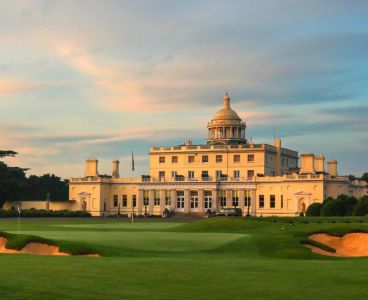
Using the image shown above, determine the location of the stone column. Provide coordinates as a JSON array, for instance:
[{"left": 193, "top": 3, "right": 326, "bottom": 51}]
[
  {"left": 198, "top": 189, "right": 204, "bottom": 214},
  {"left": 159, "top": 190, "right": 166, "bottom": 216},
  {"left": 239, "top": 189, "right": 245, "bottom": 215},
  {"left": 137, "top": 189, "right": 143, "bottom": 216},
  {"left": 250, "top": 189, "right": 257, "bottom": 216},
  {"left": 170, "top": 190, "right": 176, "bottom": 210},
  {"left": 226, "top": 189, "right": 232, "bottom": 208},
  {"left": 212, "top": 189, "right": 218, "bottom": 212},
  {"left": 184, "top": 189, "right": 190, "bottom": 213},
  {"left": 148, "top": 190, "right": 155, "bottom": 215}
]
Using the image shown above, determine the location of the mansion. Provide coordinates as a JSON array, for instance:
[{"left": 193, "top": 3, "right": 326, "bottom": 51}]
[{"left": 67, "top": 94, "right": 367, "bottom": 217}]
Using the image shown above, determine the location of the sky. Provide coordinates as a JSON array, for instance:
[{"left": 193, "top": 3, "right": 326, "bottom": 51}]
[{"left": 0, "top": 0, "right": 367, "bottom": 179}]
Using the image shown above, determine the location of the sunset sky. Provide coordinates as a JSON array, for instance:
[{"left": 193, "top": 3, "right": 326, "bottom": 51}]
[{"left": 1, "top": 0, "right": 367, "bottom": 178}]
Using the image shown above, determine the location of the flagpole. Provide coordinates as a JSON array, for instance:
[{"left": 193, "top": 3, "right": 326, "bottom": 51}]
[{"left": 131, "top": 150, "right": 135, "bottom": 223}]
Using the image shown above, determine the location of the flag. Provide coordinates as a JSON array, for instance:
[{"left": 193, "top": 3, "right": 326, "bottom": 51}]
[{"left": 131, "top": 151, "right": 135, "bottom": 171}]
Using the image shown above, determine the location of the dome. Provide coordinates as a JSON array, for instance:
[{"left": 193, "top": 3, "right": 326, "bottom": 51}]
[{"left": 213, "top": 93, "right": 241, "bottom": 121}]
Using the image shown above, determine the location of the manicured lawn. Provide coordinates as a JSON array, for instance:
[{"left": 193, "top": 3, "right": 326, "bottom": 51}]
[{"left": 0, "top": 217, "right": 368, "bottom": 299}]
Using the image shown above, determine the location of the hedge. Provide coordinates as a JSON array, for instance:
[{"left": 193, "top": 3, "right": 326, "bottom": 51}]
[{"left": 0, "top": 208, "right": 91, "bottom": 218}]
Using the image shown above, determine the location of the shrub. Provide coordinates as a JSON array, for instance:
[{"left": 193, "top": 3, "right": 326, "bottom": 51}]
[
  {"left": 0, "top": 209, "right": 91, "bottom": 218},
  {"left": 306, "top": 203, "right": 322, "bottom": 216},
  {"left": 353, "top": 198, "right": 368, "bottom": 216}
]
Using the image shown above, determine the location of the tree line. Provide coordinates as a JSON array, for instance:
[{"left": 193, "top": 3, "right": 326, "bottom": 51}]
[
  {"left": 0, "top": 150, "right": 68, "bottom": 208},
  {"left": 306, "top": 194, "right": 368, "bottom": 217}
]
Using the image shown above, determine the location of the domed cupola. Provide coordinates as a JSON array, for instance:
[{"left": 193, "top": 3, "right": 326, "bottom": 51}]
[{"left": 207, "top": 93, "right": 247, "bottom": 145}]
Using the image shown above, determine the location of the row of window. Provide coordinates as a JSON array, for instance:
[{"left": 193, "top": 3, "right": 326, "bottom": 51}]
[
  {"left": 159, "top": 154, "right": 255, "bottom": 164},
  {"left": 258, "top": 195, "right": 284, "bottom": 209},
  {"left": 113, "top": 193, "right": 284, "bottom": 209},
  {"left": 159, "top": 170, "right": 255, "bottom": 179}
]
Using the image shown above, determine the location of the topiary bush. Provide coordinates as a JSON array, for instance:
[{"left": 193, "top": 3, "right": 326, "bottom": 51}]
[{"left": 306, "top": 203, "right": 323, "bottom": 216}]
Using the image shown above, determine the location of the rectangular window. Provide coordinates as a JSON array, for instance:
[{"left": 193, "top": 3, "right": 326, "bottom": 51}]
[
  {"left": 176, "top": 191, "right": 184, "bottom": 209},
  {"left": 219, "top": 190, "right": 226, "bottom": 208},
  {"left": 234, "top": 155, "right": 240, "bottom": 163},
  {"left": 113, "top": 195, "right": 118, "bottom": 207},
  {"left": 190, "top": 191, "right": 198, "bottom": 209},
  {"left": 247, "top": 154, "right": 255, "bottom": 162},
  {"left": 216, "top": 170, "right": 222, "bottom": 179},
  {"left": 159, "top": 156, "right": 165, "bottom": 163},
  {"left": 188, "top": 171, "right": 194, "bottom": 180},
  {"left": 165, "top": 190, "right": 171, "bottom": 206},
  {"left": 281, "top": 195, "right": 284, "bottom": 208},
  {"left": 154, "top": 190, "right": 160, "bottom": 206},
  {"left": 122, "top": 195, "right": 127, "bottom": 207},
  {"left": 244, "top": 195, "right": 251, "bottom": 207},
  {"left": 247, "top": 170, "right": 254, "bottom": 179},
  {"left": 232, "top": 190, "right": 239, "bottom": 207},
  {"left": 233, "top": 170, "right": 240, "bottom": 178},
  {"left": 201, "top": 170, "right": 209, "bottom": 179},
  {"left": 171, "top": 171, "right": 177, "bottom": 178},
  {"left": 132, "top": 195, "right": 136, "bottom": 207},
  {"left": 143, "top": 191, "right": 149, "bottom": 206},
  {"left": 159, "top": 171, "right": 165, "bottom": 180},
  {"left": 204, "top": 191, "right": 212, "bottom": 209},
  {"left": 171, "top": 156, "right": 178, "bottom": 163},
  {"left": 188, "top": 155, "right": 195, "bottom": 163},
  {"left": 202, "top": 155, "right": 209, "bottom": 163},
  {"left": 259, "top": 195, "right": 264, "bottom": 208},
  {"left": 216, "top": 155, "right": 222, "bottom": 163},
  {"left": 270, "top": 195, "right": 275, "bottom": 208}
]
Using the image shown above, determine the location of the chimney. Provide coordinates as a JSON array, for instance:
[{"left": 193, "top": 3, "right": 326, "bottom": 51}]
[
  {"left": 327, "top": 160, "right": 338, "bottom": 176},
  {"left": 300, "top": 153, "right": 315, "bottom": 174},
  {"left": 274, "top": 137, "right": 282, "bottom": 176},
  {"left": 314, "top": 155, "right": 325, "bottom": 173},
  {"left": 112, "top": 160, "right": 120, "bottom": 178},
  {"left": 85, "top": 158, "right": 98, "bottom": 177}
]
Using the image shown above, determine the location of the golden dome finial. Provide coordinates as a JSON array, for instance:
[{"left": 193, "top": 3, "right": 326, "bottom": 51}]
[{"left": 224, "top": 92, "right": 230, "bottom": 109}]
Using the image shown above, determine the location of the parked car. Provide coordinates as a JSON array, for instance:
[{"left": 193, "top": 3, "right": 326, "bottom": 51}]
[{"left": 215, "top": 208, "right": 242, "bottom": 217}]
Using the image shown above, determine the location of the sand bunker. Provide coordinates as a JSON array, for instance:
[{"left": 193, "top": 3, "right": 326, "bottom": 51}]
[
  {"left": 0, "top": 237, "right": 98, "bottom": 256},
  {"left": 305, "top": 232, "right": 368, "bottom": 257}
]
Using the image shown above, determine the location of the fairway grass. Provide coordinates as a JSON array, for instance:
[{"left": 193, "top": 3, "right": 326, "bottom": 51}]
[{"left": 0, "top": 217, "right": 368, "bottom": 299}]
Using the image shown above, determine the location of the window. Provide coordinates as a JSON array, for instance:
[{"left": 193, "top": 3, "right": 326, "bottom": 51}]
[
  {"left": 216, "top": 170, "right": 222, "bottom": 179},
  {"left": 190, "top": 191, "right": 198, "bottom": 209},
  {"left": 143, "top": 191, "right": 149, "bottom": 206},
  {"left": 113, "top": 195, "right": 118, "bottom": 207},
  {"left": 270, "top": 195, "right": 275, "bottom": 208},
  {"left": 247, "top": 154, "right": 255, "bottom": 162},
  {"left": 259, "top": 195, "right": 264, "bottom": 208},
  {"left": 159, "top": 171, "right": 165, "bottom": 180},
  {"left": 176, "top": 191, "right": 184, "bottom": 209},
  {"left": 204, "top": 191, "right": 212, "bottom": 209},
  {"left": 172, "top": 156, "right": 178, "bottom": 163},
  {"left": 159, "top": 156, "right": 165, "bottom": 163},
  {"left": 132, "top": 195, "right": 136, "bottom": 207},
  {"left": 219, "top": 190, "right": 226, "bottom": 208},
  {"left": 122, "top": 195, "right": 127, "bottom": 207},
  {"left": 244, "top": 195, "right": 251, "bottom": 207},
  {"left": 247, "top": 170, "right": 254, "bottom": 178},
  {"left": 188, "top": 155, "right": 195, "bottom": 163},
  {"left": 281, "top": 195, "right": 284, "bottom": 208},
  {"left": 233, "top": 170, "right": 240, "bottom": 178},
  {"left": 216, "top": 155, "right": 222, "bottom": 163},
  {"left": 202, "top": 155, "right": 209, "bottom": 163},
  {"left": 154, "top": 191, "right": 160, "bottom": 206},
  {"left": 201, "top": 170, "right": 209, "bottom": 179},
  {"left": 232, "top": 190, "right": 239, "bottom": 207},
  {"left": 171, "top": 171, "right": 177, "bottom": 178},
  {"left": 234, "top": 155, "right": 240, "bottom": 163},
  {"left": 165, "top": 190, "right": 171, "bottom": 206},
  {"left": 188, "top": 171, "right": 194, "bottom": 180}
]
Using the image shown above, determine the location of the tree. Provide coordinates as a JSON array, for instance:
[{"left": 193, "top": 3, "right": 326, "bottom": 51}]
[
  {"left": 353, "top": 196, "right": 368, "bottom": 216},
  {"left": 0, "top": 150, "right": 17, "bottom": 158},
  {"left": 0, "top": 161, "right": 27, "bottom": 207},
  {"left": 306, "top": 203, "right": 323, "bottom": 216},
  {"left": 361, "top": 173, "right": 368, "bottom": 183}
]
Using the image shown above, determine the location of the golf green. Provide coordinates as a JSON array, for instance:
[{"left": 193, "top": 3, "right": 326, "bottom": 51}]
[{"left": 0, "top": 217, "right": 368, "bottom": 299}]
